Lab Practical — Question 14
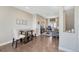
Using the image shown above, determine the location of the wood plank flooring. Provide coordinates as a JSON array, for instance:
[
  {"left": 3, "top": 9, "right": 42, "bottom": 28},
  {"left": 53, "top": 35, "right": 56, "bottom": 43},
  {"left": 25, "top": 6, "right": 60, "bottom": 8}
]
[{"left": 0, "top": 35, "right": 62, "bottom": 52}]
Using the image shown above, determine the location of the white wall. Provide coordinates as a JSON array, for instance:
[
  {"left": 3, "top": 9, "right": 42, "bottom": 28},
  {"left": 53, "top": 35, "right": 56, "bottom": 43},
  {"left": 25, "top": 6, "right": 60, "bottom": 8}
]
[
  {"left": 0, "top": 7, "right": 33, "bottom": 46},
  {"left": 59, "top": 7, "right": 79, "bottom": 52}
]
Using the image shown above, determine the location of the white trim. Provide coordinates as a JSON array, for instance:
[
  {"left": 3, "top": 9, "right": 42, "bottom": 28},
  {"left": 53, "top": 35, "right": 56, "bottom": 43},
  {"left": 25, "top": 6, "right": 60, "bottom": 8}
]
[
  {"left": 0, "top": 40, "right": 12, "bottom": 46},
  {"left": 46, "top": 16, "right": 58, "bottom": 19},
  {"left": 59, "top": 47, "right": 75, "bottom": 52}
]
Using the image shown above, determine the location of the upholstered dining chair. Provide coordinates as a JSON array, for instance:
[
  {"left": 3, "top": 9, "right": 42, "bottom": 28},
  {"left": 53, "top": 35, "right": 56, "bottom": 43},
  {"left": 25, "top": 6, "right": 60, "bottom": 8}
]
[
  {"left": 12, "top": 29, "right": 25, "bottom": 48},
  {"left": 32, "top": 30, "right": 36, "bottom": 37},
  {"left": 52, "top": 31, "right": 59, "bottom": 39}
]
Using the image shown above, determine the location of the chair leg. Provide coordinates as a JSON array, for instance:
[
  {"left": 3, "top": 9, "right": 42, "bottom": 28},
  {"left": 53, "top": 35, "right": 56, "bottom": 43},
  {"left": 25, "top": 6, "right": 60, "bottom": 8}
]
[
  {"left": 35, "top": 34, "right": 37, "bottom": 39},
  {"left": 35, "top": 34, "right": 36, "bottom": 37},
  {"left": 31, "top": 35, "right": 33, "bottom": 40},
  {"left": 15, "top": 40, "right": 17, "bottom": 48},
  {"left": 27, "top": 36, "right": 30, "bottom": 42},
  {"left": 12, "top": 38, "right": 14, "bottom": 47},
  {"left": 20, "top": 38, "right": 22, "bottom": 44},
  {"left": 56, "top": 36, "right": 58, "bottom": 40}
]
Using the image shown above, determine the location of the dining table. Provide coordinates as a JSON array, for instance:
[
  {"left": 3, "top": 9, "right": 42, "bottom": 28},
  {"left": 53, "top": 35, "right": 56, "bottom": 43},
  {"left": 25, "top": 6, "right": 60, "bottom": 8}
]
[{"left": 19, "top": 29, "right": 34, "bottom": 44}]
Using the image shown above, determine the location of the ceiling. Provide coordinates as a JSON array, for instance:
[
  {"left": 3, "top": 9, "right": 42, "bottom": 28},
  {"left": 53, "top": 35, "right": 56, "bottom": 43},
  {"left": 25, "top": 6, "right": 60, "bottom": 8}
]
[{"left": 14, "top": 6, "right": 60, "bottom": 18}]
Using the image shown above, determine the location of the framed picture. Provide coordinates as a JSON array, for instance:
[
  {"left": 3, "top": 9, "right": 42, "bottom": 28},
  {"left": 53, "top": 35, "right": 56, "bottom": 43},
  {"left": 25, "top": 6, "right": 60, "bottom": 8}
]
[
  {"left": 16, "top": 19, "right": 20, "bottom": 25},
  {"left": 50, "top": 18, "right": 55, "bottom": 22},
  {"left": 25, "top": 20, "right": 27, "bottom": 25},
  {"left": 22, "top": 20, "right": 24, "bottom": 25},
  {"left": 21, "top": 19, "right": 23, "bottom": 25},
  {"left": 16, "top": 18, "right": 27, "bottom": 25},
  {"left": 23, "top": 20, "right": 25, "bottom": 25}
]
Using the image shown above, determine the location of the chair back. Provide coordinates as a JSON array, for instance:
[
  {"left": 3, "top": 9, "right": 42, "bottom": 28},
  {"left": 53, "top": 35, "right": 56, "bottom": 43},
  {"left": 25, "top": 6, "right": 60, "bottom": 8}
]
[{"left": 13, "top": 29, "right": 19, "bottom": 40}]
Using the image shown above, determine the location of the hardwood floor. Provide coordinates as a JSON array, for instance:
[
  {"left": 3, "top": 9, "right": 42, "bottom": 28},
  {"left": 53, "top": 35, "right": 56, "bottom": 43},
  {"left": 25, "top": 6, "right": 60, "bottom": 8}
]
[{"left": 0, "top": 35, "right": 62, "bottom": 52}]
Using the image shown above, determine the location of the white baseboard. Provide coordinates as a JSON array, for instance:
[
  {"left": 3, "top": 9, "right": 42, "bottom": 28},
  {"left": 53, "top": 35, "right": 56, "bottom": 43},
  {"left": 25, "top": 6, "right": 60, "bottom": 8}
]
[
  {"left": 59, "top": 47, "right": 75, "bottom": 52},
  {"left": 0, "top": 40, "right": 12, "bottom": 46}
]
